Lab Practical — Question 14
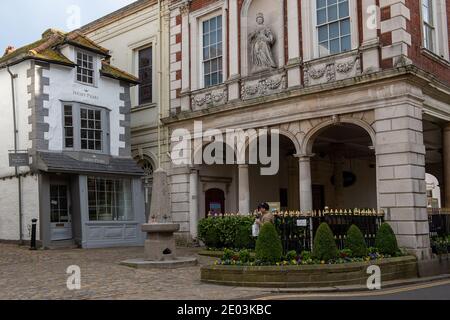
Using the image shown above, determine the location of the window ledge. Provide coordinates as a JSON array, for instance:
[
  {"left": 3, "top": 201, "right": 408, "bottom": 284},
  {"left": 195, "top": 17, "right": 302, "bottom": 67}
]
[
  {"left": 132, "top": 102, "right": 157, "bottom": 111},
  {"left": 304, "top": 49, "right": 359, "bottom": 65},
  {"left": 421, "top": 47, "right": 450, "bottom": 67}
]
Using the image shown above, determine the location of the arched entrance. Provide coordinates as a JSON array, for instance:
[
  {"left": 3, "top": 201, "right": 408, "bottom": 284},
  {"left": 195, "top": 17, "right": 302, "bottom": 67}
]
[{"left": 307, "top": 122, "right": 377, "bottom": 210}]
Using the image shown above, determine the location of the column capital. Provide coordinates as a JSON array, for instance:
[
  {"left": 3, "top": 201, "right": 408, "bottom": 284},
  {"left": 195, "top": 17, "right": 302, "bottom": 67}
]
[
  {"left": 238, "top": 164, "right": 249, "bottom": 169},
  {"left": 294, "top": 154, "right": 314, "bottom": 160}
]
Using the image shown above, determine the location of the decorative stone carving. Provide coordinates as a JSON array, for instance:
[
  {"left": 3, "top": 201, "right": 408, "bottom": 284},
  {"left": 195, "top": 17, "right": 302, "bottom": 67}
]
[
  {"left": 191, "top": 86, "right": 228, "bottom": 110},
  {"left": 304, "top": 52, "right": 361, "bottom": 87},
  {"left": 241, "top": 71, "right": 287, "bottom": 100},
  {"left": 249, "top": 13, "right": 277, "bottom": 73}
]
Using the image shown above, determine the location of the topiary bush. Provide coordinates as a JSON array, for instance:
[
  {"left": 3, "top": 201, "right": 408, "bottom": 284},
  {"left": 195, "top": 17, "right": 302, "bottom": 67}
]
[
  {"left": 234, "top": 222, "right": 255, "bottom": 249},
  {"left": 345, "top": 224, "right": 368, "bottom": 257},
  {"left": 255, "top": 223, "right": 283, "bottom": 264},
  {"left": 375, "top": 222, "right": 399, "bottom": 256},
  {"left": 312, "top": 222, "right": 338, "bottom": 261}
]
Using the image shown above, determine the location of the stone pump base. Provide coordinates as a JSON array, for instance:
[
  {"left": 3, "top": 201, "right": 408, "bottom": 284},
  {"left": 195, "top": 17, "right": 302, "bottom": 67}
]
[{"left": 121, "top": 222, "right": 197, "bottom": 269}]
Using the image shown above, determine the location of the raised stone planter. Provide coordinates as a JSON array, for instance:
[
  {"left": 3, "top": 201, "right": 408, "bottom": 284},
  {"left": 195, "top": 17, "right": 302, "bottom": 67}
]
[{"left": 201, "top": 256, "right": 418, "bottom": 288}]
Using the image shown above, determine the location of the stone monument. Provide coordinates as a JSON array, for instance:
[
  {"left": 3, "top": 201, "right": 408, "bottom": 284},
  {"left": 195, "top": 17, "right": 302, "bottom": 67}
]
[{"left": 121, "top": 168, "right": 197, "bottom": 268}]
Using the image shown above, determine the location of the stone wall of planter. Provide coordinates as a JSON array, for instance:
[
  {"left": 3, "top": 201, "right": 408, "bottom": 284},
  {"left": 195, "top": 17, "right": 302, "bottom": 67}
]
[{"left": 201, "top": 256, "right": 418, "bottom": 288}]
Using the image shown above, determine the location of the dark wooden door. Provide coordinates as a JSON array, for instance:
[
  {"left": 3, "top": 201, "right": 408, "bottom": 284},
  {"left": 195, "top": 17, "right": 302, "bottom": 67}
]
[
  {"left": 312, "top": 184, "right": 325, "bottom": 211},
  {"left": 205, "top": 188, "right": 225, "bottom": 217}
]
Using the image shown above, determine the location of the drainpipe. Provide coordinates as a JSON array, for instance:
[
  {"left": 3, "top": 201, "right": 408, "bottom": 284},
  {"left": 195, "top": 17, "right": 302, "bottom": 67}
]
[{"left": 7, "top": 66, "right": 23, "bottom": 245}]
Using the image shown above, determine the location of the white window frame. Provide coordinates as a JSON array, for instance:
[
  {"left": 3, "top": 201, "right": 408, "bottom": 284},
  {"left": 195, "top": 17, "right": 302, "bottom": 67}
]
[
  {"left": 75, "top": 49, "right": 98, "bottom": 87},
  {"left": 421, "top": 0, "right": 450, "bottom": 61},
  {"left": 189, "top": 2, "right": 227, "bottom": 91},
  {"left": 200, "top": 13, "right": 224, "bottom": 88},
  {"left": 61, "top": 102, "right": 110, "bottom": 154},
  {"left": 302, "top": 0, "right": 359, "bottom": 61}
]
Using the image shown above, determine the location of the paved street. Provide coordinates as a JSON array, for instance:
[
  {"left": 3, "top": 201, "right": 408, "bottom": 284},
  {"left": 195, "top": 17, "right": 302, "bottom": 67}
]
[
  {"left": 256, "top": 280, "right": 450, "bottom": 300},
  {"left": 0, "top": 244, "right": 266, "bottom": 300},
  {"left": 1, "top": 243, "right": 449, "bottom": 300}
]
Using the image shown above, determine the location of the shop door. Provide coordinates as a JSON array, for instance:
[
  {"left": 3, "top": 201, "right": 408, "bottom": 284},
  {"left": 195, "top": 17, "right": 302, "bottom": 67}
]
[{"left": 50, "top": 184, "right": 72, "bottom": 241}]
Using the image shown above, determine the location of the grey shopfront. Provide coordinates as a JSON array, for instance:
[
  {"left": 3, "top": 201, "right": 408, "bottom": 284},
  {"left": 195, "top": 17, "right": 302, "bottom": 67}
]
[{"left": 36, "top": 151, "right": 146, "bottom": 248}]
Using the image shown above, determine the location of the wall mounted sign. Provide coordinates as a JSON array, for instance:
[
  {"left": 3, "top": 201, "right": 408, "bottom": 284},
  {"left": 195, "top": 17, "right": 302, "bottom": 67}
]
[{"left": 9, "top": 152, "right": 29, "bottom": 167}]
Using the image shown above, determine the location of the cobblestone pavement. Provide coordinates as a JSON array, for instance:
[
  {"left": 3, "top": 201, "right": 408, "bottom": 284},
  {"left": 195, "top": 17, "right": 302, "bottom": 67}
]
[{"left": 0, "top": 244, "right": 267, "bottom": 300}]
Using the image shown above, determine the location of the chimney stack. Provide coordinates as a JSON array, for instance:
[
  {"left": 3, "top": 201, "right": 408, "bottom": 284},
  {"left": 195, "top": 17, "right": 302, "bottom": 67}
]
[{"left": 3, "top": 46, "right": 15, "bottom": 57}]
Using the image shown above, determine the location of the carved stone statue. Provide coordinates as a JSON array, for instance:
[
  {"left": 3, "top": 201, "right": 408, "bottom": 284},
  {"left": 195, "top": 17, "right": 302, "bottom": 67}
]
[{"left": 249, "top": 13, "right": 277, "bottom": 72}]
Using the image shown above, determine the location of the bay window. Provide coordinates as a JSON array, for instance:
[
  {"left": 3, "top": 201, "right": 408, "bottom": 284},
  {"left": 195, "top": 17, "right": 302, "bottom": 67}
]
[
  {"left": 317, "top": 0, "right": 351, "bottom": 57},
  {"left": 88, "top": 177, "right": 133, "bottom": 221},
  {"left": 63, "top": 103, "right": 109, "bottom": 153}
]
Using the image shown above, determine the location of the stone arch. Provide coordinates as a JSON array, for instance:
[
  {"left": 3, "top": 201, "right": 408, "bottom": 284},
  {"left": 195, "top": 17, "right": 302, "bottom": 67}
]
[
  {"left": 243, "top": 126, "right": 301, "bottom": 156},
  {"left": 132, "top": 149, "right": 158, "bottom": 170},
  {"left": 301, "top": 117, "right": 376, "bottom": 156}
]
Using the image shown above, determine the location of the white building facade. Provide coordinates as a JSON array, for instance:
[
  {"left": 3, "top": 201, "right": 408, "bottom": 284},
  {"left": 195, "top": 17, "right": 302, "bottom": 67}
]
[{"left": 0, "top": 29, "right": 145, "bottom": 248}]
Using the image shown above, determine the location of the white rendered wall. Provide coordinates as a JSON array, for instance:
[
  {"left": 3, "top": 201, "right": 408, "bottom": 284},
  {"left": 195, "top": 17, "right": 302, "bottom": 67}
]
[
  {"left": 0, "top": 174, "right": 39, "bottom": 241},
  {"left": 0, "top": 61, "right": 32, "bottom": 177},
  {"left": 45, "top": 48, "right": 126, "bottom": 156}
]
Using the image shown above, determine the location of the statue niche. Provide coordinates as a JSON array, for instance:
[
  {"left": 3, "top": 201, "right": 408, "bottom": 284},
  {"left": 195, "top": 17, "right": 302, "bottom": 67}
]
[{"left": 249, "top": 13, "right": 277, "bottom": 73}]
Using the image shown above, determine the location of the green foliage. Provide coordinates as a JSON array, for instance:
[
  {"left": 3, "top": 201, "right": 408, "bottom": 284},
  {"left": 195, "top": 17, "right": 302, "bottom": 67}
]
[
  {"left": 300, "top": 250, "right": 312, "bottom": 261},
  {"left": 285, "top": 250, "right": 297, "bottom": 261},
  {"left": 345, "top": 224, "right": 368, "bottom": 257},
  {"left": 312, "top": 222, "right": 338, "bottom": 261},
  {"left": 255, "top": 223, "right": 283, "bottom": 264},
  {"left": 222, "top": 248, "right": 235, "bottom": 261},
  {"left": 339, "top": 248, "right": 353, "bottom": 259},
  {"left": 375, "top": 223, "right": 399, "bottom": 256},
  {"left": 234, "top": 223, "right": 255, "bottom": 249},
  {"left": 238, "top": 249, "right": 251, "bottom": 263},
  {"left": 198, "top": 215, "right": 255, "bottom": 249}
]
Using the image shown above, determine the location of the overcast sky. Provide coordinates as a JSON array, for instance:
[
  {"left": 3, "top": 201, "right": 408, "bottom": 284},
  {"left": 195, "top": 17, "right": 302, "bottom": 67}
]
[{"left": 0, "top": 0, "right": 137, "bottom": 52}]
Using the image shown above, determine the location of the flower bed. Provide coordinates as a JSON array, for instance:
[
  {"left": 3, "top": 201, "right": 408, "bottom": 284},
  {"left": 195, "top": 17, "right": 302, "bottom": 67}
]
[{"left": 201, "top": 256, "right": 418, "bottom": 288}]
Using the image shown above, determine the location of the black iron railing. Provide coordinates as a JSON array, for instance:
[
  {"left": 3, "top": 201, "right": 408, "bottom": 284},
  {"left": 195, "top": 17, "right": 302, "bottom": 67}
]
[
  {"left": 273, "top": 208, "right": 384, "bottom": 253},
  {"left": 428, "top": 208, "right": 450, "bottom": 238}
]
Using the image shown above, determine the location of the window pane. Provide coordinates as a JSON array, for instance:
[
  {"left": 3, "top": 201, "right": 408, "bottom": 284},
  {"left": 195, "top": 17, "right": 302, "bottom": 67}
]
[
  {"left": 329, "top": 21, "right": 339, "bottom": 38},
  {"left": 340, "top": 18, "right": 351, "bottom": 35},
  {"left": 339, "top": 1, "right": 349, "bottom": 18},
  {"left": 327, "top": 0, "right": 337, "bottom": 4},
  {"left": 317, "top": 0, "right": 326, "bottom": 8},
  {"left": 341, "top": 35, "right": 351, "bottom": 51},
  {"left": 317, "top": 8, "right": 327, "bottom": 25},
  {"left": 328, "top": 4, "right": 338, "bottom": 21},
  {"left": 330, "top": 38, "right": 340, "bottom": 54}
]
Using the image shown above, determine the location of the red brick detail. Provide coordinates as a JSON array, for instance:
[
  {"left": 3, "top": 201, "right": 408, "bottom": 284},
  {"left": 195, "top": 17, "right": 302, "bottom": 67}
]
[
  {"left": 176, "top": 14, "right": 182, "bottom": 26},
  {"left": 190, "top": 0, "right": 219, "bottom": 12},
  {"left": 380, "top": 7, "right": 391, "bottom": 21},
  {"left": 404, "top": 0, "right": 450, "bottom": 85},
  {"left": 176, "top": 51, "right": 182, "bottom": 62},
  {"left": 380, "top": 32, "right": 392, "bottom": 47},
  {"left": 176, "top": 33, "right": 182, "bottom": 44},
  {"left": 381, "top": 58, "right": 393, "bottom": 69},
  {"left": 176, "top": 88, "right": 182, "bottom": 98},
  {"left": 176, "top": 70, "right": 182, "bottom": 80}
]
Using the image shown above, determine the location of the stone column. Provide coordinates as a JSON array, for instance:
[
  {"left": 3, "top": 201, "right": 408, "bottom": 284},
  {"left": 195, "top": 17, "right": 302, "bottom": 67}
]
[
  {"left": 228, "top": 0, "right": 240, "bottom": 101},
  {"left": 238, "top": 164, "right": 250, "bottom": 214},
  {"left": 180, "top": 3, "right": 191, "bottom": 111},
  {"left": 189, "top": 168, "right": 199, "bottom": 240},
  {"left": 443, "top": 123, "right": 450, "bottom": 207},
  {"left": 286, "top": 0, "right": 302, "bottom": 87},
  {"left": 375, "top": 102, "right": 431, "bottom": 260},
  {"left": 298, "top": 155, "right": 313, "bottom": 212}
]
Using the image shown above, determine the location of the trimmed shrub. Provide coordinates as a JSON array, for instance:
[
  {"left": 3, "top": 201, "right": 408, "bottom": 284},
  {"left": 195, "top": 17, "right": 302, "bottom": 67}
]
[
  {"left": 222, "top": 248, "right": 235, "bottom": 261},
  {"left": 375, "top": 223, "right": 399, "bottom": 256},
  {"left": 234, "top": 223, "right": 254, "bottom": 249},
  {"left": 255, "top": 223, "right": 283, "bottom": 264},
  {"left": 345, "top": 224, "right": 368, "bottom": 257},
  {"left": 312, "top": 222, "right": 338, "bottom": 261}
]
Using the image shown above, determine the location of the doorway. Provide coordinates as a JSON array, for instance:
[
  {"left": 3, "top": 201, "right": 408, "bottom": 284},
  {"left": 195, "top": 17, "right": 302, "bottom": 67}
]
[
  {"left": 50, "top": 183, "right": 72, "bottom": 241},
  {"left": 205, "top": 188, "right": 225, "bottom": 217}
]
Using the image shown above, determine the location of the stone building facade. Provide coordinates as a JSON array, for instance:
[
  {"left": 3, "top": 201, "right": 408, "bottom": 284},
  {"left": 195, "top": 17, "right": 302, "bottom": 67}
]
[{"left": 162, "top": 0, "right": 450, "bottom": 260}]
